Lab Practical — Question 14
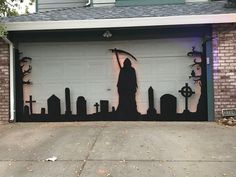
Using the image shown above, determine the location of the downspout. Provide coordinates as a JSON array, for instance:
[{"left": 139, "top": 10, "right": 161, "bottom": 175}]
[
  {"left": 85, "top": 0, "right": 91, "bottom": 7},
  {"left": 2, "top": 36, "right": 15, "bottom": 123}
]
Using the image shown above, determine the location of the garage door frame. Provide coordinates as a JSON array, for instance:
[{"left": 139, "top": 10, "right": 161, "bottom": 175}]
[{"left": 11, "top": 25, "right": 214, "bottom": 121}]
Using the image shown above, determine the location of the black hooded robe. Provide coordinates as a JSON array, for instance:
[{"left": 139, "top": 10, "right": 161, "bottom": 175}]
[{"left": 116, "top": 59, "right": 138, "bottom": 116}]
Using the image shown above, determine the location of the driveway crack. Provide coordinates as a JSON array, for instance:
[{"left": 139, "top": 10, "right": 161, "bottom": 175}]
[{"left": 77, "top": 123, "right": 108, "bottom": 176}]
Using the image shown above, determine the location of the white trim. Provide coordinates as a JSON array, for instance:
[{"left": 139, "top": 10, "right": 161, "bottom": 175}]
[
  {"left": 4, "top": 13, "right": 236, "bottom": 31},
  {"left": 2, "top": 37, "right": 15, "bottom": 122}
]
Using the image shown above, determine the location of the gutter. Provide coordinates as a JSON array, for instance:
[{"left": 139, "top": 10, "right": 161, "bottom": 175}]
[
  {"left": 4, "top": 13, "right": 236, "bottom": 31},
  {"left": 2, "top": 36, "right": 15, "bottom": 123}
]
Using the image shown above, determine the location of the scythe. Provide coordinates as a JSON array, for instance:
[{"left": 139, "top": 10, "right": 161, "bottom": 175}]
[{"left": 109, "top": 48, "right": 138, "bottom": 69}]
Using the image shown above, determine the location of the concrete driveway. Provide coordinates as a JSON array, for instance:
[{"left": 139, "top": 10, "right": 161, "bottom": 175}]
[{"left": 0, "top": 122, "right": 235, "bottom": 177}]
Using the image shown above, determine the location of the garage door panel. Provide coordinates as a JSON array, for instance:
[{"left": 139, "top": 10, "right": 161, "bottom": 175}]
[
  {"left": 137, "top": 57, "right": 192, "bottom": 81},
  {"left": 19, "top": 44, "right": 43, "bottom": 57},
  {"left": 122, "top": 38, "right": 202, "bottom": 57},
  {"left": 32, "top": 60, "right": 64, "bottom": 81},
  {"left": 86, "top": 61, "right": 110, "bottom": 80},
  {"left": 19, "top": 38, "right": 202, "bottom": 117},
  {"left": 64, "top": 68, "right": 87, "bottom": 81},
  {"left": 25, "top": 83, "right": 65, "bottom": 100}
]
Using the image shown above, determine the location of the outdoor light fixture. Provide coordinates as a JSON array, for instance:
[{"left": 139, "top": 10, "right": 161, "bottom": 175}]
[{"left": 103, "top": 30, "right": 112, "bottom": 38}]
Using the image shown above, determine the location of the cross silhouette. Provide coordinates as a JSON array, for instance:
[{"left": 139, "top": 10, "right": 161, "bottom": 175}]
[
  {"left": 94, "top": 102, "right": 100, "bottom": 113},
  {"left": 179, "top": 83, "right": 195, "bottom": 111},
  {"left": 25, "top": 95, "right": 36, "bottom": 115}
]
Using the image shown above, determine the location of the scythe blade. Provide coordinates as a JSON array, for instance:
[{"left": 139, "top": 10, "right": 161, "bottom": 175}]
[{"left": 109, "top": 48, "right": 138, "bottom": 69}]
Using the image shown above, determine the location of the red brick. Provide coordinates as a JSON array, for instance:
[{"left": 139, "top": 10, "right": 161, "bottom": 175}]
[
  {"left": 213, "top": 24, "right": 236, "bottom": 118},
  {"left": 0, "top": 38, "right": 10, "bottom": 122}
]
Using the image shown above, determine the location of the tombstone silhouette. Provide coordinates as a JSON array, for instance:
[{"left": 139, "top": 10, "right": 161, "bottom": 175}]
[
  {"left": 100, "top": 100, "right": 109, "bottom": 114},
  {"left": 160, "top": 94, "right": 177, "bottom": 120},
  {"left": 147, "top": 87, "right": 157, "bottom": 116},
  {"left": 65, "top": 88, "right": 72, "bottom": 115},
  {"left": 41, "top": 108, "right": 46, "bottom": 115},
  {"left": 76, "top": 96, "right": 87, "bottom": 116},
  {"left": 47, "top": 95, "right": 61, "bottom": 117},
  {"left": 24, "top": 105, "right": 30, "bottom": 117}
]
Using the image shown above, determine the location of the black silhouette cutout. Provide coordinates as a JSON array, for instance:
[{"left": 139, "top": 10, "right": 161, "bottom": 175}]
[
  {"left": 160, "top": 94, "right": 177, "bottom": 120},
  {"left": 179, "top": 83, "right": 195, "bottom": 113},
  {"left": 94, "top": 102, "right": 100, "bottom": 113},
  {"left": 18, "top": 46, "right": 208, "bottom": 122},
  {"left": 116, "top": 58, "right": 139, "bottom": 116},
  {"left": 23, "top": 105, "right": 30, "bottom": 118},
  {"left": 147, "top": 87, "right": 157, "bottom": 116},
  {"left": 65, "top": 88, "right": 72, "bottom": 115},
  {"left": 197, "top": 43, "right": 208, "bottom": 119},
  {"left": 48, "top": 95, "right": 61, "bottom": 117},
  {"left": 25, "top": 95, "right": 36, "bottom": 115},
  {"left": 100, "top": 100, "right": 109, "bottom": 114},
  {"left": 188, "top": 47, "right": 202, "bottom": 83},
  {"left": 186, "top": 46, "right": 208, "bottom": 120},
  {"left": 15, "top": 51, "right": 33, "bottom": 121},
  {"left": 15, "top": 50, "right": 24, "bottom": 122},
  {"left": 77, "top": 96, "right": 87, "bottom": 116},
  {"left": 41, "top": 108, "right": 46, "bottom": 115},
  {"left": 110, "top": 48, "right": 138, "bottom": 69},
  {"left": 20, "top": 56, "right": 32, "bottom": 85}
]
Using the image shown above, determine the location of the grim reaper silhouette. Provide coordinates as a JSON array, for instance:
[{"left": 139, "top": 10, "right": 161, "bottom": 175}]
[{"left": 110, "top": 48, "right": 139, "bottom": 116}]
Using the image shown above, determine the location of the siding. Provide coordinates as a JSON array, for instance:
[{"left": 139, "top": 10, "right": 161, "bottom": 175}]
[
  {"left": 37, "top": 0, "right": 209, "bottom": 11},
  {"left": 37, "top": 0, "right": 87, "bottom": 12}
]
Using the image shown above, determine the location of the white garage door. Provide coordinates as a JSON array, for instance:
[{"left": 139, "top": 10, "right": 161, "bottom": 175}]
[{"left": 19, "top": 38, "right": 202, "bottom": 115}]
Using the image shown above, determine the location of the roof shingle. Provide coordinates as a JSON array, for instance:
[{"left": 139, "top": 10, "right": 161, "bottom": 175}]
[{"left": 1, "top": 1, "right": 236, "bottom": 23}]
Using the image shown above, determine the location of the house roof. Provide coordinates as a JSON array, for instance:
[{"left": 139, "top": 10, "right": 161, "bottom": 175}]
[
  {"left": 2, "top": 1, "right": 236, "bottom": 31},
  {"left": 1, "top": 1, "right": 236, "bottom": 22}
]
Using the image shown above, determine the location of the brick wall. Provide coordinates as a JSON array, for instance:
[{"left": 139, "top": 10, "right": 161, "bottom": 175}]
[
  {"left": 212, "top": 24, "right": 236, "bottom": 118},
  {"left": 0, "top": 38, "right": 10, "bottom": 122}
]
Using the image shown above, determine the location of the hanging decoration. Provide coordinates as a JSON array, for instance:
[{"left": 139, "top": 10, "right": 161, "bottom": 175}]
[{"left": 20, "top": 56, "right": 32, "bottom": 85}]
